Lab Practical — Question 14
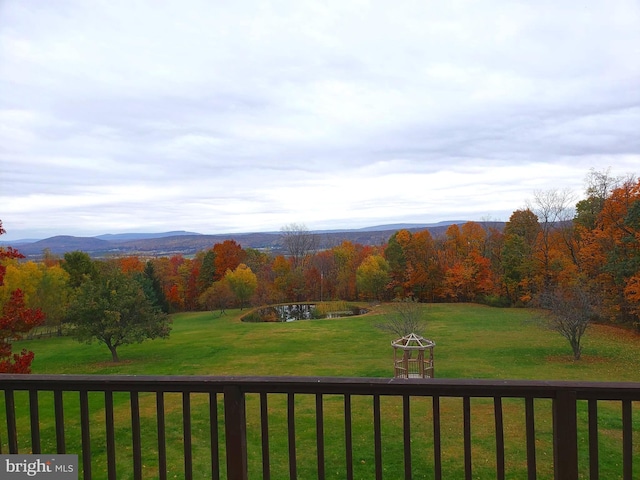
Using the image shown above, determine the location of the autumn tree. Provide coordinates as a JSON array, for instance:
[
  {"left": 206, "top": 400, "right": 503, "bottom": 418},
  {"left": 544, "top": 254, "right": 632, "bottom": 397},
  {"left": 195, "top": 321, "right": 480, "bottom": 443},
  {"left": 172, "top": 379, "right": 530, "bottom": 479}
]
[
  {"left": 0, "top": 261, "right": 72, "bottom": 335},
  {"left": 501, "top": 209, "right": 541, "bottom": 304},
  {"left": 271, "top": 255, "right": 293, "bottom": 303},
  {"left": 574, "top": 168, "right": 625, "bottom": 230},
  {"left": 0, "top": 260, "right": 41, "bottom": 307},
  {"left": 35, "top": 264, "right": 71, "bottom": 335},
  {"left": 225, "top": 264, "right": 258, "bottom": 310},
  {"left": 178, "top": 258, "right": 199, "bottom": 311},
  {"left": 0, "top": 220, "right": 45, "bottom": 372},
  {"left": 401, "top": 230, "right": 443, "bottom": 302},
  {"left": 199, "top": 279, "right": 235, "bottom": 314},
  {"left": 440, "top": 223, "right": 494, "bottom": 302},
  {"left": 117, "top": 256, "right": 145, "bottom": 274},
  {"left": 197, "top": 249, "right": 216, "bottom": 293},
  {"left": 213, "top": 240, "right": 246, "bottom": 281},
  {"left": 579, "top": 177, "right": 640, "bottom": 325},
  {"left": 333, "top": 241, "right": 377, "bottom": 301},
  {"left": 67, "top": 261, "right": 171, "bottom": 362},
  {"left": 311, "top": 249, "right": 337, "bottom": 302},
  {"left": 0, "top": 290, "right": 45, "bottom": 372},
  {"left": 356, "top": 254, "right": 390, "bottom": 301},
  {"left": 41, "top": 248, "right": 61, "bottom": 268},
  {"left": 151, "top": 255, "right": 186, "bottom": 312},
  {"left": 384, "top": 230, "right": 409, "bottom": 297},
  {"left": 528, "top": 188, "right": 576, "bottom": 288}
]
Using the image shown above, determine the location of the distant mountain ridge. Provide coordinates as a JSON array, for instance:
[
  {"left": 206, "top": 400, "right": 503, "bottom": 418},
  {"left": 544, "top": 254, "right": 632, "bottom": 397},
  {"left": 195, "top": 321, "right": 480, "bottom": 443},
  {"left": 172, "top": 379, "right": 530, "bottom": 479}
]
[
  {"left": 3, "top": 222, "right": 505, "bottom": 258},
  {"left": 95, "top": 231, "right": 201, "bottom": 241},
  {"left": 354, "top": 221, "right": 468, "bottom": 232}
]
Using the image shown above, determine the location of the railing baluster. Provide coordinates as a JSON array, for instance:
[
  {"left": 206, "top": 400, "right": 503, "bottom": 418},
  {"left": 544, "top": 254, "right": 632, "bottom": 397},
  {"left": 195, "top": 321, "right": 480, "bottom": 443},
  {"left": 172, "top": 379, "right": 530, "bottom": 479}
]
[
  {"left": 209, "top": 392, "right": 220, "bottom": 480},
  {"left": 287, "top": 392, "right": 297, "bottom": 480},
  {"left": 105, "top": 391, "right": 117, "bottom": 480},
  {"left": 463, "top": 396, "right": 472, "bottom": 480},
  {"left": 54, "top": 389, "right": 65, "bottom": 453},
  {"left": 373, "top": 394, "right": 382, "bottom": 480},
  {"left": 316, "top": 393, "right": 325, "bottom": 480},
  {"left": 345, "top": 394, "right": 353, "bottom": 480},
  {"left": 588, "top": 399, "right": 598, "bottom": 480},
  {"left": 131, "top": 392, "right": 142, "bottom": 480},
  {"left": 525, "top": 397, "right": 536, "bottom": 480},
  {"left": 403, "top": 394, "right": 412, "bottom": 480},
  {"left": 80, "top": 390, "right": 92, "bottom": 480},
  {"left": 157, "top": 392, "right": 167, "bottom": 480},
  {"left": 493, "top": 397, "right": 505, "bottom": 480},
  {"left": 223, "top": 385, "right": 247, "bottom": 480},
  {"left": 553, "top": 389, "right": 578, "bottom": 480},
  {"left": 433, "top": 395, "right": 442, "bottom": 480},
  {"left": 5, "top": 389, "right": 17, "bottom": 453},
  {"left": 260, "top": 392, "right": 271, "bottom": 480},
  {"left": 183, "top": 392, "right": 193, "bottom": 480},
  {"left": 622, "top": 399, "right": 632, "bottom": 480},
  {"left": 29, "top": 389, "right": 41, "bottom": 454}
]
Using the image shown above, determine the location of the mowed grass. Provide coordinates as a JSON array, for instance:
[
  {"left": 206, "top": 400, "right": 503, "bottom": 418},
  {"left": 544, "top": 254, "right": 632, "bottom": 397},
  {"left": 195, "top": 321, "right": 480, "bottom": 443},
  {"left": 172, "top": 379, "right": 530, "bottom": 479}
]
[{"left": 2, "top": 303, "right": 640, "bottom": 479}]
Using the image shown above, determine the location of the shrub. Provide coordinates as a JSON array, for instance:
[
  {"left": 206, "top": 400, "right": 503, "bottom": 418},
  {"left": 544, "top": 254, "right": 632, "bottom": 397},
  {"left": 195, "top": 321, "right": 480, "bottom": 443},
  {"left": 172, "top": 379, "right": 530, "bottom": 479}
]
[{"left": 479, "top": 294, "right": 511, "bottom": 308}]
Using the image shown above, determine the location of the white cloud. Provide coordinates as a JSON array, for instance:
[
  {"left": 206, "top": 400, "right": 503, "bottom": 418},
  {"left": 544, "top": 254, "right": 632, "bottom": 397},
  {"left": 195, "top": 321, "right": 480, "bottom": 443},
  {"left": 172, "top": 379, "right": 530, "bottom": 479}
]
[{"left": 1, "top": 0, "right": 639, "bottom": 240}]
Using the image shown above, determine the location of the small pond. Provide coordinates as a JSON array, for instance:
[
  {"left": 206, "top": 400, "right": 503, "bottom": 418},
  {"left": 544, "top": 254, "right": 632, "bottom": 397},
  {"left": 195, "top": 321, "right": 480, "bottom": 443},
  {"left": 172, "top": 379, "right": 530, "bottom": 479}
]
[{"left": 242, "top": 303, "right": 369, "bottom": 322}]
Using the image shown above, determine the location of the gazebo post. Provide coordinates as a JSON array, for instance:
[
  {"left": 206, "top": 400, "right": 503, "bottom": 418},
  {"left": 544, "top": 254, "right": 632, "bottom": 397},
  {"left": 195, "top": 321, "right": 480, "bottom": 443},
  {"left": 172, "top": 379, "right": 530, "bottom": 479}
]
[{"left": 429, "top": 347, "right": 435, "bottom": 378}]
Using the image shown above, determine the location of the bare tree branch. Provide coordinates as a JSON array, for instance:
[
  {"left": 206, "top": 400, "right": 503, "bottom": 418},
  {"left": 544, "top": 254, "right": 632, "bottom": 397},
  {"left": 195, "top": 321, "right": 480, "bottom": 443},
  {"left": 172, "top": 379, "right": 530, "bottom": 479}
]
[
  {"left": 535, "top": 283, "right": 596, "bottom": 360},
  {"left": 280, "top": 223, "right": 318, "bottom": 270},
  {"left": 376, "top": 298, "right": 427, "bottom": 337}
]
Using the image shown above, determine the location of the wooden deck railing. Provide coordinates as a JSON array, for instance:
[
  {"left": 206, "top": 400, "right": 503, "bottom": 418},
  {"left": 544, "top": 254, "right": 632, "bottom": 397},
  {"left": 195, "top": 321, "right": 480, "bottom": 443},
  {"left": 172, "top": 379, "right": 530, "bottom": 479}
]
[{"left": 0, "top": 375, "right": 639, "bottom": 479}]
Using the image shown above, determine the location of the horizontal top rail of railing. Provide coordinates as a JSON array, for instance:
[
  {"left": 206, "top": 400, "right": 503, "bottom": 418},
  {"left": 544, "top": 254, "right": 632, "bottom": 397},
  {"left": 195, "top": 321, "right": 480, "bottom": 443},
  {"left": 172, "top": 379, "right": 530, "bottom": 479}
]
[
  {"left": 2, "top": 374, "right": 640, "bottom": 399},
  {"left": 1, "top": 375, "right": 640, "bottom": 480}
]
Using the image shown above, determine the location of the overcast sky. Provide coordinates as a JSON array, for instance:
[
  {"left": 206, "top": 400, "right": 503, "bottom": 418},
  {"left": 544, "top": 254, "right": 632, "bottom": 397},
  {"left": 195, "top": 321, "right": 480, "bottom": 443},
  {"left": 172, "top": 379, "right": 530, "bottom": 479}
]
[{"left": 1, "top": 1, "right": 639, "bottom": 240}]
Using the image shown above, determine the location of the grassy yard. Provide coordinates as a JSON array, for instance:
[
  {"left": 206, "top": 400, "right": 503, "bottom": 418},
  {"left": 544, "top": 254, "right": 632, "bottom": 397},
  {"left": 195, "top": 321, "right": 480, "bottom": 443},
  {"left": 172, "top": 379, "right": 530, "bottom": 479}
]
[{"left": 3, "top": 303, "right": 640, "bottom": 479}]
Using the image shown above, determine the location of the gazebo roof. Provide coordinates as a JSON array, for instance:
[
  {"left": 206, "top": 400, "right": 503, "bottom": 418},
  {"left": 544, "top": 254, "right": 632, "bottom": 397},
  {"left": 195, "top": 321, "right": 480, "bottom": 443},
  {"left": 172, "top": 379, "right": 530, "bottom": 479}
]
[{"left": 391, "top": 332, "right": 435, "bottom": 350}]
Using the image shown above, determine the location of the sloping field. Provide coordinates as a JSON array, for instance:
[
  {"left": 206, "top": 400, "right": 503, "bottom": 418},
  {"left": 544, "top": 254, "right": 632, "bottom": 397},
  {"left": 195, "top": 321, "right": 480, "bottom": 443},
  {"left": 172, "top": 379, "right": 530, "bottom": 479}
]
[
  {"left": 24, "top": 303, "right": 640, "bottom": 381},
  {"left": 5, "top": 303, "right": 640, "bottom": 479}
]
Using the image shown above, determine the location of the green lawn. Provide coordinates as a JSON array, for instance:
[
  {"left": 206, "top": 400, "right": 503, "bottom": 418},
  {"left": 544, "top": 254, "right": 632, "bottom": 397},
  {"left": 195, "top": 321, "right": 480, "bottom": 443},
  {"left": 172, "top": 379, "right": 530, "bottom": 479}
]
[
  {"left": 3, "top": 303, "right": 640, "bottom": 479},
  {"left": 24, "top": 303, "right": 640, "bottom": 381}
]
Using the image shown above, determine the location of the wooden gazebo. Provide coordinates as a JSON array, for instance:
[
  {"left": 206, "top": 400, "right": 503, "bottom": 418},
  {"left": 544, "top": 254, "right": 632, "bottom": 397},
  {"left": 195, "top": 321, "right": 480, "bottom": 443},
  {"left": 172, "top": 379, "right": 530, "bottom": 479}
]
[{"left": 392, "top": 333, "right": 435, "bottom": 378}]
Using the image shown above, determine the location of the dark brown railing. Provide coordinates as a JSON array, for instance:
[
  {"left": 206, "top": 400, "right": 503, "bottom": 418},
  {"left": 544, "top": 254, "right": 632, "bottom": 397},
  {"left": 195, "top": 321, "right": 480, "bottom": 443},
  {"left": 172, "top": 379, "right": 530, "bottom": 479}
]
[{"left": 0, "top": 375, "right": 639, "bottom": 479}]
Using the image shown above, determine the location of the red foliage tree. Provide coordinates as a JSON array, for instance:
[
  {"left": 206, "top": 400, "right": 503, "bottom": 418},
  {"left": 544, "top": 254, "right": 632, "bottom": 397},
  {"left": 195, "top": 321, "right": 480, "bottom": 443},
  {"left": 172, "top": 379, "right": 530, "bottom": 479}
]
[{"left": 0, "top": 220, "right": 46, "bottom": 373}]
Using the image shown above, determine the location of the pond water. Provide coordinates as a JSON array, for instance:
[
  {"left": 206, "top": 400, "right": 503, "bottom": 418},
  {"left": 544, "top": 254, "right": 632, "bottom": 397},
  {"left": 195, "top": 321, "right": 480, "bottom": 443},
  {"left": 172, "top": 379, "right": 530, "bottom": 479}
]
[
  {"left": 275, "top": 303, "right": 315, "bottom": 321},
  {"left": 245, "top": 303, "right": 368, "bottom": 322}
]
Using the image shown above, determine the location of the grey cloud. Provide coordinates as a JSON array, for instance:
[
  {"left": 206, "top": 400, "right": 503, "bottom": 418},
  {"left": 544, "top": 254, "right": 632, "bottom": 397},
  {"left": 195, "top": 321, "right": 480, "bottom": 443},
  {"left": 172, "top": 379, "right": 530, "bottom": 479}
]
[{"left": 1, "top": 0, "right": 638, "bottom": 239}]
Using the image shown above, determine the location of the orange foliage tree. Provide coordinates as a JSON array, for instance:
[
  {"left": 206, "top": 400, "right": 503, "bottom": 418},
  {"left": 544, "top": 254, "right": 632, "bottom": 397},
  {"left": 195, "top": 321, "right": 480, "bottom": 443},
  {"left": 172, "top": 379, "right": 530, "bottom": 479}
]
[
  {"left": 396, "top": 229, "right": 443, "bottom": 301},
  {"left": 579, "top": 178, "right": 640, "bottom": 325},
  {"left": 213, "top": 240, "right": 246, "bottom": 282},
  {"left": 440, "top": 223, "right": 495, "bottom": 302}
]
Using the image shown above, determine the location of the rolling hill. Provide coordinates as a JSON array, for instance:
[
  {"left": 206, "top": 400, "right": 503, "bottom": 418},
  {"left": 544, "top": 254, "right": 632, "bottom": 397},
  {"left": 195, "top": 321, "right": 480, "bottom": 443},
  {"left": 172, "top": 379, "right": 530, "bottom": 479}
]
[{"left": 6, "top": 222, "right": 505, "bottom": 258}]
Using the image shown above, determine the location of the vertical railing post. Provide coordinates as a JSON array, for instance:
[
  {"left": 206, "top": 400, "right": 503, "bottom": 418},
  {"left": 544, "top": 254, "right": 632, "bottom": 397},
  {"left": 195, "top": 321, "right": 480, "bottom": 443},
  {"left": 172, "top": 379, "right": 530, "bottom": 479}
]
[
  {"left": 553, "top": 389, "right": 578, "bottom": 480},
  {"left": 224, "top": 385, "right": 248, "bottom": 480},
  {"left": 4, "top": 389, "right": 18, "bottom": 453}
]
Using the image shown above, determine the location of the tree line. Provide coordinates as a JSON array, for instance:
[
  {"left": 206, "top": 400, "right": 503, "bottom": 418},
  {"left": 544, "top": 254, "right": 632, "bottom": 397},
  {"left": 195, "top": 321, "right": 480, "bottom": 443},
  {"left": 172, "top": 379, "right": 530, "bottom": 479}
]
[{"left": 1, "top": 168, "right": 639, "bottom": 367}]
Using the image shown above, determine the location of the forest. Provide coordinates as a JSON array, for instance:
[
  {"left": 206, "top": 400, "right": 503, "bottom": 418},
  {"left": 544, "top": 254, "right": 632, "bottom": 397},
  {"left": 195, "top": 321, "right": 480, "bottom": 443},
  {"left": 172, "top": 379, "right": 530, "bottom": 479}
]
[{"left": 1, "top": 169, "right": 639, "bottom": 370}]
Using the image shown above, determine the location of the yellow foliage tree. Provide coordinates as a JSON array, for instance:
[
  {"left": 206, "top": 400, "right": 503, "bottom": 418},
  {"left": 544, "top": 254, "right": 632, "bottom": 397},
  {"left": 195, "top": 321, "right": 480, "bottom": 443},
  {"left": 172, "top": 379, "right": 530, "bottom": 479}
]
[{"left": 225, "top": 264, "right": 257, "bottom": 310}]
